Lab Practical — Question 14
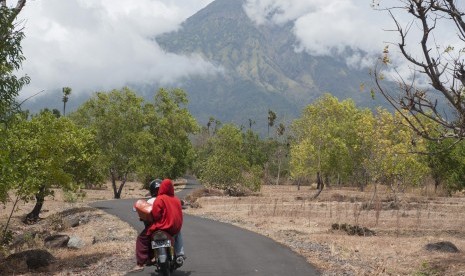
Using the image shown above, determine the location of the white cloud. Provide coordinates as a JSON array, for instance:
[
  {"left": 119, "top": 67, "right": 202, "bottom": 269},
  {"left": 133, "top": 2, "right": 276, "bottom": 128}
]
[
  {"left": 13, "top": 0, "right": 464, "bottom": 99},
  {"left": 16, "top": 0, "right": 217, "bottom": 98},
  {"left": 243, "top": 0, "right": 461, "bottom": 72}
]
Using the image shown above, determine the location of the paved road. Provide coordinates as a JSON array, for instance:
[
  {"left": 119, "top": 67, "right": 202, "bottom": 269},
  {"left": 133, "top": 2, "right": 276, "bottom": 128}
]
[{"left": 90, "top": 177, "right": 320, "bottom": 276}]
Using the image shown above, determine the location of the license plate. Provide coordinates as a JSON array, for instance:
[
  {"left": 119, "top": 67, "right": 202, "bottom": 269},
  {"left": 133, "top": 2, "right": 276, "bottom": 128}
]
[{"left": 152, "top": 240, "right": 171, "bottom": 249}]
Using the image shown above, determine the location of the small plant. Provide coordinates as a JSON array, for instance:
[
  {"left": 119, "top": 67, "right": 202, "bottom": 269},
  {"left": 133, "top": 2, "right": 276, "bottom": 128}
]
[
  {"left": 63, "top": 190, "right": 86, "bottom": 203},
  {"left": 413, "top": 261, "right": 440, "bottom": 276},
  {"left": 1, "top": 226, "right": 14, "bottom": 246},
  {"left": 49, "top": 214, "right": 65, "bottom": 231}
]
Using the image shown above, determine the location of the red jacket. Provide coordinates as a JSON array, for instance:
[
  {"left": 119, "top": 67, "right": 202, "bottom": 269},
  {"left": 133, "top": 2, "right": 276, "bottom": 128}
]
[{"left": 147, "top": 179, "right": 183, "bottom": 236}]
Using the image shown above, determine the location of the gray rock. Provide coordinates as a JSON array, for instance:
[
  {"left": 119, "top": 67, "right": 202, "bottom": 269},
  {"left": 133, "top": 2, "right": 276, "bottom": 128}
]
[
  {"left": 425, "top": 241, "right": 459, "bottom": 253},
  {"left": 67, "top": 236, "right": 85, "bottom": 249},
  {"left": 65, "top": 216, "right": 81, "bottom": 227},
  {"left": 44, "top": 234, "right": 70, "bottom": 248}
]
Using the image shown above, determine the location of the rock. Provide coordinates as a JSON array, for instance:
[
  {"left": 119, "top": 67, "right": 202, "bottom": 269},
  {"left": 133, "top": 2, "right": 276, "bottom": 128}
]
[
  {"left": 44, "top": 234, "right": 70, "bottom": 248},
  {"left": 65, "top": 216, "right": 81, "bottom": 227},
  {"left": 2, "top": 249, "right": 55, "bottom": 274},
  {"left": 67, "top": 236, "right": 85, "bottom": 249},
  {"left": 425, "top": 241, "right": 459, "bottom": 253}
]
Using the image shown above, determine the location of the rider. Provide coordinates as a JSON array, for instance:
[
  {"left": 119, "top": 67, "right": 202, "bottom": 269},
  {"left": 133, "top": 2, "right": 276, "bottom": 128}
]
[
  {"left": 133, "top": 179, "right": 161, "bottom": 271},
  {"left": 148, "top": 178, "right": 185, "bottom": 261}
]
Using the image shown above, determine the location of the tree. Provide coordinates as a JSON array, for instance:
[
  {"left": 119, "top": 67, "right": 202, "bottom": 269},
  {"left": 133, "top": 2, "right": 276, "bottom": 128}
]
[
  {"left": 267, "top": 109, "right": 277, "bottom": 137},
  {"left": 71, "top": 88, "right": 148, "bottom": 198},
  {"left": 365, "top": 109, "right": 429, "bottom": 202},
  {"left": 426, "top": 138, "right": 465, "bottom": 193},
  {"left": 373, "top": 0, "right": 465, "bottom": 141},
  {"left": 71, "top": 87, "right": 198, "bottom": 198},
  {"left": 0, "top": 0, "right": 29, "bottom": 124},
  {"left": 62, "top": 87, "right": 72, "bottom": 116},
  {"left": 140, "top": 88, "right": 198, "bottom": 180},
  {"left": 1, "top": 111, "right": 102, "bottom": 223},
  {"left": 290, "top": 94, "right": 365, "bottom": 193},
  {"left": 197, "top": 124, "right": 262, "bottom": 195}
]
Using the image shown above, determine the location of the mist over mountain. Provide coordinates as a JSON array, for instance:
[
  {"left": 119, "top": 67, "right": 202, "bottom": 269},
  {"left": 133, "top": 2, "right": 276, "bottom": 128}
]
[
  {"left": 154, "top": 0, "right": 384, "bottom": 129},
  {"left": 24, "top": 0, "right": 386, "bottom": 133}
]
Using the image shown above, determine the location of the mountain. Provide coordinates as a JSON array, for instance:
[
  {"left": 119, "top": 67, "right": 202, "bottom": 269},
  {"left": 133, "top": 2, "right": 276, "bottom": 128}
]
[
  {"left": 154, "top": 0, "right": 385, "bottom": 131},
  {"left": 23, "top": 0, "right": 386, "bottom": 134}
]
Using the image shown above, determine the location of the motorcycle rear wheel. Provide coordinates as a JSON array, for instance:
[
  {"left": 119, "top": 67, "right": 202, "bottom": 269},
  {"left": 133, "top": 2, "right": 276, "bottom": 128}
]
[{"left": 159, "top": 262, "right": 171, "bottom": 276}]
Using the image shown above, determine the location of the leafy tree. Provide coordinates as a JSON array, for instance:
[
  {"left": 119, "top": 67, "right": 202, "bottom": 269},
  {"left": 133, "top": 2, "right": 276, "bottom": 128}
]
[
  {"left": 71, "top": 88, "right": 149, "bottom": 198},
  {"left": 1, "top": 111, "right": 102, "bottom": 223},
  {"left": 198, "top": 124, "right": 251, "bottom": 195},
  {"left": 242, "top": 129, "right": 268, "bottom": 167},
  {"left": 0, "top": 1, "right": 29, "bottom": 123},
  {"left": 139, "top": 88, "right": 198, "bottom": 180},
  {"left": 290, "top": 94, "right": 366, "bottom": 192},
  {"left": 373, "top": 0, "right": 465, "bottom": 141},
  {"left": 71, "top": 87, "right": 198, "bottom": 197},
  {"left": 426, "top": 139, "right": 465, "bottom": 193},
  {"left": 366, "top": 109, "right": 430, "bottom": 201}
]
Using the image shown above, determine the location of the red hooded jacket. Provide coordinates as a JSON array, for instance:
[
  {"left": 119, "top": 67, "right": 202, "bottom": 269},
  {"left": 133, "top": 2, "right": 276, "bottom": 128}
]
[{"left": 147, "top": 179, "right": 183, "bottom": 236}]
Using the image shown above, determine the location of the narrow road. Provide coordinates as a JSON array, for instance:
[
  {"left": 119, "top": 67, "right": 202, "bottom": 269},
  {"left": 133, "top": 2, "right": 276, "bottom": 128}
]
[{"left": 90, "top": 177, "right": 320, "bottom": 276}]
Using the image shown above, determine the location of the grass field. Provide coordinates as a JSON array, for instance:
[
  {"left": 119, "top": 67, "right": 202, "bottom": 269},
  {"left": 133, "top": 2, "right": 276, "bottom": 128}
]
[{"left": 1, "top": 181, "right": 464, "bottom": 275}]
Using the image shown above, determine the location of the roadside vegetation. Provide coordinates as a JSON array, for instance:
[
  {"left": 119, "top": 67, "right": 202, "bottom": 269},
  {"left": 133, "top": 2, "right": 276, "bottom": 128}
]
[{"left": 1, "top": 1, "right": 465, "bottom": 275}]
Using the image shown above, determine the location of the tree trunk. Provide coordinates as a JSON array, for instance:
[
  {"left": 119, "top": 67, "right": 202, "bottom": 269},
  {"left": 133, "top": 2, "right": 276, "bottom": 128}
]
[
  {"left": 313, "top": 172, "right": 324, "bottom": 199},
  {"left": 110, "top": 169, "right": 120, "bottom": 199},
  {"left": 24, "top": 185, "right": 46, "bottom": 223},
  {"left": 116, "top": 173, "right": 127, "bottom": 199},
  {"left": 434, "top": 177, "right": 440, "bottom": 193},
  {"left": 276, "top": 157, "right": 281, "bottom": 185}
]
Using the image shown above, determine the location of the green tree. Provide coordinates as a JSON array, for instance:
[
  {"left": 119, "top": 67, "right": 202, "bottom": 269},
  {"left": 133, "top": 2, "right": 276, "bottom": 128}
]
[
  {"left": 1, "top": 111, "right": 102, "bottom": 222},
  {"left": 290, "top": 94, "right": 365, "bottom": 191},
  {"left": 366, "top": 109, "right": 429, "bottom": 201},
  {"left": 0, "top": 1, "right": 29, "bottom": 123},
  {"left": 71, "top": 87, "right": 198, "bottom": 197},
  {"left": 71, "top": 88, "right": 148, "bottom": 198},
  {"left": 427, "top": 139, "right": 465, "bottom": 194},
  {"left": 198, "top": 124, "right": 250, "bottom": 195},
  {"left": 139, "top": 88, "right": 199, "bottom": 180}
]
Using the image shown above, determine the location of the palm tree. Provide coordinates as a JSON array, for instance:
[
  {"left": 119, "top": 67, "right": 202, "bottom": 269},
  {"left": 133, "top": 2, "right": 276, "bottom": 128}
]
[
  {"left": 267, "top": 109, "right": 277, "bottom": 137},
  {"left": 62, "top": 87, "right": 72, "bottom": 116}
]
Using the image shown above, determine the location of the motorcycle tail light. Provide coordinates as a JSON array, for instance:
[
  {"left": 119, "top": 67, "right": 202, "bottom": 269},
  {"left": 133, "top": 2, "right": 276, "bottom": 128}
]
[{"left": 152, "top": 231, "right": 170, "bottom": 241}]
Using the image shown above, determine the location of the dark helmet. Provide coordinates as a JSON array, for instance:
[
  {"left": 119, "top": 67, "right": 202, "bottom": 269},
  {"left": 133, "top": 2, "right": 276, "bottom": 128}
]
[{"left": 149, "top": 179, "right": 162, "bottom": 196}]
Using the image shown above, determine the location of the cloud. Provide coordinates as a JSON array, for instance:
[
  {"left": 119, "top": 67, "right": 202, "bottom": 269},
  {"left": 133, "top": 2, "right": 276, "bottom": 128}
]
[
  {"left": 243, "top": 0, "right": 460, "bottom": 72},
  {"left": 17, "top": 0, "right": 217, "bottom": 98},
  {"left": 244, "top": 0, "right": 394, "bottom": 62}
]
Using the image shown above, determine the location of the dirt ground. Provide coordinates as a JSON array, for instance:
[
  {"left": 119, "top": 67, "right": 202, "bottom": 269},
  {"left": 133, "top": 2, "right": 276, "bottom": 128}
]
[
  {"left": 1, "top": 181, "right": 465, "bottom": 275},
  {"left": 184, "top": 184, "right": 465, "bottom": 276}
]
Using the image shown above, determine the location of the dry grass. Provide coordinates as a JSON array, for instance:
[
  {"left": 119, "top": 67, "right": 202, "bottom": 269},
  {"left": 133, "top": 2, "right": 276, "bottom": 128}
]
[
  {"left": 185, "top": 184, "right": 465, "bottom": 276},
  {"left": 0, "top": 181, "right": 150, "bottom": 275},
  {"left": 2, "top": 180, "right": 464, "bottom": 275}
]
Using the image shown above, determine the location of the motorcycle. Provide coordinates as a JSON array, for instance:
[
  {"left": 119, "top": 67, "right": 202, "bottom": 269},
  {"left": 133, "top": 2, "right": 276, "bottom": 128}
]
[{"left": 151, "top": 230, "right": 184, "bottom": 276}]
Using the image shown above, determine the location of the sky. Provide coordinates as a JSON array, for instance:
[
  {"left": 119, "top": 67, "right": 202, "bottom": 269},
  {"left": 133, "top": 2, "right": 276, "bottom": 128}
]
[{"left": 9, "top": 0, "right": 461, "bottom": 99}]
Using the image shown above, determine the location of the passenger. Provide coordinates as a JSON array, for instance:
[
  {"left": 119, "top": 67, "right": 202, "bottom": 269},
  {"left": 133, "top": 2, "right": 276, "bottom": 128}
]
[{"left": 132, "top": 179, "right": 161, "bottom": 272}]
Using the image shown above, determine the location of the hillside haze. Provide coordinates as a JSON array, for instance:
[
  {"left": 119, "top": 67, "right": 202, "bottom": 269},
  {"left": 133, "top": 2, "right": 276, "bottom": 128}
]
[
  {"left": 24, "top": 0, "right": 384, "bottom": 133},
  {"left": 155, "top": 0, "right": 382, "bottom": 131}
]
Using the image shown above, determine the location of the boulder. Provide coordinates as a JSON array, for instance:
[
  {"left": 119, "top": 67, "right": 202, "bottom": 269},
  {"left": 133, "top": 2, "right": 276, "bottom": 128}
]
[
  {"left": 67, "top": 236, "right": 85, "bottom": 249},
  {"left": 44, "top": 234, "right": 70, "bottom": 248},
  {"left": 425, "top": 241, "right": 459, "bottom": 253},
  {"left": 1, "top": 249, "right": 55, "bottom": 274}
]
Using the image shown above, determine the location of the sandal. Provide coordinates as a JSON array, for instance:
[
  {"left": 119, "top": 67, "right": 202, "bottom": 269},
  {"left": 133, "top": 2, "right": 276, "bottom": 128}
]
[{"left": 129, "top": 265, "right": 144, "bottom": 273}]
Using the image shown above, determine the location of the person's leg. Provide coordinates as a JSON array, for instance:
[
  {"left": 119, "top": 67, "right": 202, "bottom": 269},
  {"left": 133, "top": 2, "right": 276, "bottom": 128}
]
[
  {"left": 135, "top": 229, "right": 151, "bottom": 267},
  {"left": 174, "top": 231, "right": 185, "bottom": 256}
]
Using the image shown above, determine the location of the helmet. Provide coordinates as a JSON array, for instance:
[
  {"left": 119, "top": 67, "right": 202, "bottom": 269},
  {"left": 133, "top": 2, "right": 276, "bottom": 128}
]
[{"left": 149, "top": 179, "right": 162, "bottom": 196}]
